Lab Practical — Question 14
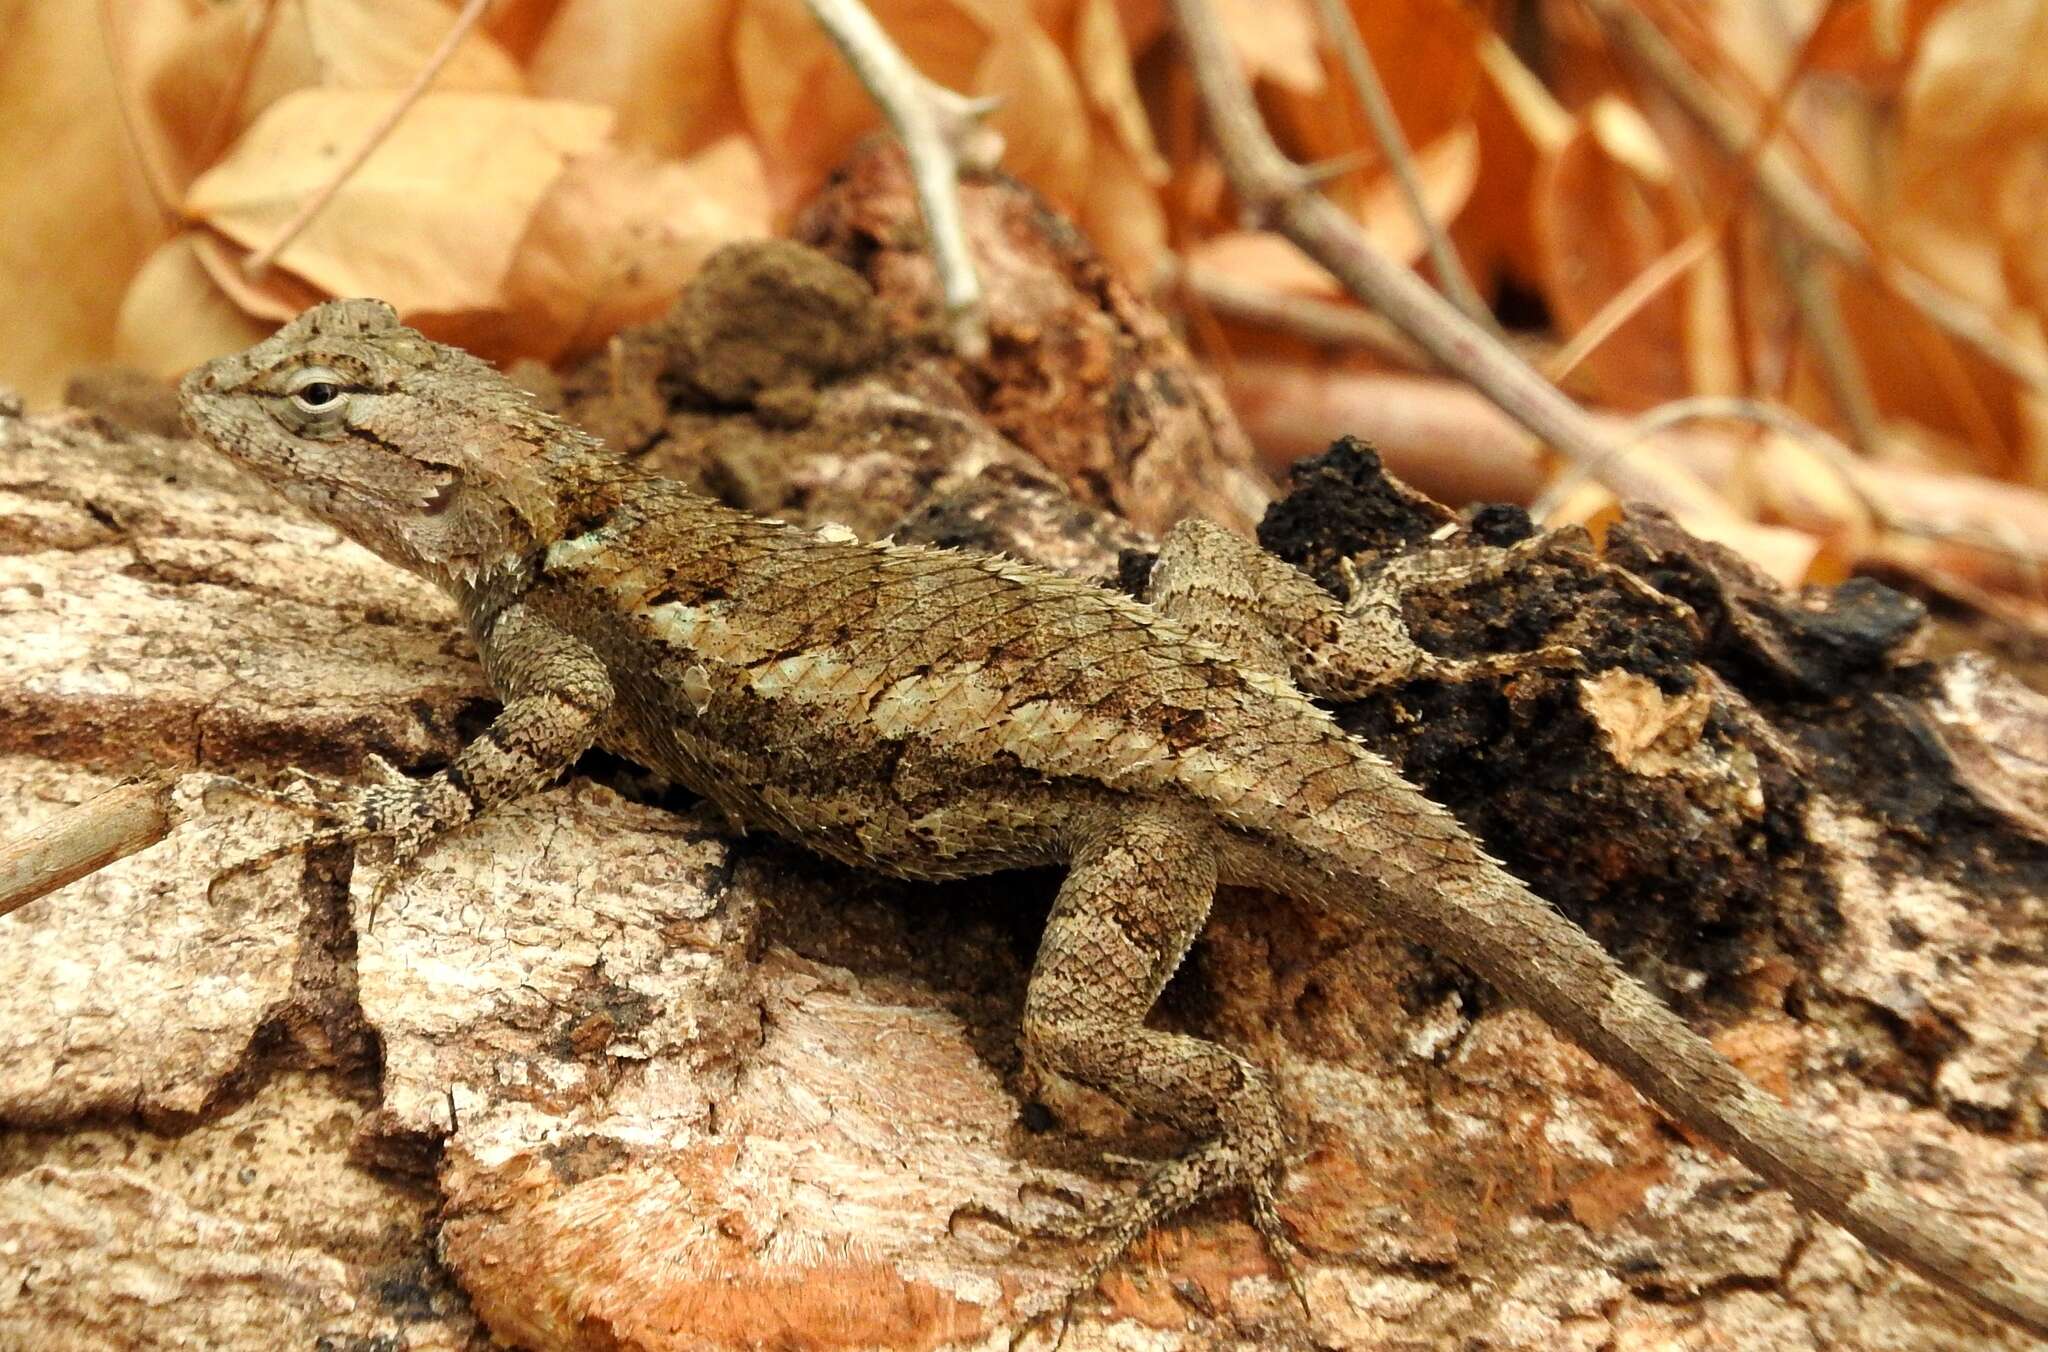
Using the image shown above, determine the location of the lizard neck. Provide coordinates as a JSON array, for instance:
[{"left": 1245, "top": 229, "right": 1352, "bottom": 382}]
[{"left": 403, "top": 427, "right": 629, "bottom": 598}]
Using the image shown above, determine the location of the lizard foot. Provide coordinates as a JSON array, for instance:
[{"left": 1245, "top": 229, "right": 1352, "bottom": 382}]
[
  {"left": 1023, "top": 1130, "right": 1313, "bottom": 1347},
  {"left": 203, "top": 757, "right": 437, "bottom": 908}
]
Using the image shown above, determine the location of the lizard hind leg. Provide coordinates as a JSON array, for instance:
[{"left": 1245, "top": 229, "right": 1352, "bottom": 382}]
[
  {"left": 1020, "top": 802, "right": 1308, "bottom": 1332},
  {"left": 1144, "top": 516, "right": 1576, "bottom": 698}
]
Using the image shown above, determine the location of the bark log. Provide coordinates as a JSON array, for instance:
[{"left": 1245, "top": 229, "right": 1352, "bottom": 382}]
[{"left": 4, "top": 197, "right": 2046, "bottom": 1351}]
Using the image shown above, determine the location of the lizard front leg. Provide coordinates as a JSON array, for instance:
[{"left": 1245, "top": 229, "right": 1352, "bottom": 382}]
[
  {"left": 237, "top": 603, "right": 614, "bottom": 870},
  {"left": 1145, "top": 517, "right": 1575, "bottom": 696},
  {"left": 1022, "top": 801, "right": 1305, "bottom": 1324}
]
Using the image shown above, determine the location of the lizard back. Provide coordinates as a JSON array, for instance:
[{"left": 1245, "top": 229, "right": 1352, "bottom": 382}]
[{"left": 516, "top": 475, "right": 1373, "bottom": 878}]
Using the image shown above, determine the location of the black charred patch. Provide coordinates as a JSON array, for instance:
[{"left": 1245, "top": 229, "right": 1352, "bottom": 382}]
[{"left": 1257, "top": 438, "right": 1455, "bottom": 592}]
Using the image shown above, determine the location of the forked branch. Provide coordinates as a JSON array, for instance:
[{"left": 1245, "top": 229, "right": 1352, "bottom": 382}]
[{"left": 804, "top": 0, "right": 1003, "bottom": 358}]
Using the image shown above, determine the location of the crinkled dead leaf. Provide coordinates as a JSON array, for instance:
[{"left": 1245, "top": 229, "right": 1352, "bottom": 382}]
[
  {"left": 1533, "top": 97, "right": 1735, "bottom": 411},
  {"left": 979, "top": 18, "right": 1091, "bottom": 209},
  {"left": 526, "top": 0, "right": 743, "bottom": 156},
  {"left": 1578, "top": 668, "right": 1711, "bottom": 777},
  {"left": 502, "top": 138, "right": 773, "bottom": 361},
  {"left": 0, "top": 0, "right": 180, "bottom": 405},
  {"left": 1078, "top": 133, "right": 1168, "bottom": 284},
  {"left": 113, "top": 234, "right": 279, "bottom": 381},
  {"left": 1072, "top": 0, "right": 1167, "bottom": 181},
  {"left": 185, "top": 90, "right": 613, "bottom": 318},
  {"left": 1453, "top": 34, "right": 1570, "bottom": 291},
  {"left": 1212, "top": 0, "right": 1321, "bottom": 95},
  {"left": 147, "top": 0, "right": 525, "bottom": 188}
]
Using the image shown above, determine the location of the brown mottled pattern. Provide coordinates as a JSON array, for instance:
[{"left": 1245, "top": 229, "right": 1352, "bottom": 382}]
[{"left": 176, "top": 300, "right": 2048, "bottom": 1340}]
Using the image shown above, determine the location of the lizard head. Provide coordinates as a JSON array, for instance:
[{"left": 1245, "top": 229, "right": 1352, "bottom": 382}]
[{"left": 178, "top": 298, "right": 583, "bottom": 586}]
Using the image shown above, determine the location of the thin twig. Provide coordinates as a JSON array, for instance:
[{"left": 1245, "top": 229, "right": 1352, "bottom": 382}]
[
  {"left": 803, "top": 0, "right": 1002, "bottom": 358},
  {"left": 1543, "top": 226, "right": 1719, "bottom": 386},
  {"left": 1170, "top": 0, "right": 1706, "bottom": 514},
  {"left": 97, "top": 0, "right": 178, "bottom": 222},
  {"left": 0, "top": 775, "right": 185, "bottom": 921},
  {"left": 198, "top": 0, "right": 288, "bottom": 169},
  {"left": 242, "top": 0, "right": 493, "bottom": 278},
  {"left": 1581, "top": 0, "right": 2048, "bottom": 399},
  {"left": 1186, "top": 268, "right": 1428, "bottom": 367},
  {"left": 1770, "top": 227, "right": 1884, "bottom": 453},
  {"left": 1308, "top": 0, "right": 1490, "bottom": 326}
]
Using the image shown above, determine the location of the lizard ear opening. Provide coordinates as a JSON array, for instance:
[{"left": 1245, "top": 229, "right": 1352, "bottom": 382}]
[{"left": 421, "top": 477, "right": 463, "bottom": 516}]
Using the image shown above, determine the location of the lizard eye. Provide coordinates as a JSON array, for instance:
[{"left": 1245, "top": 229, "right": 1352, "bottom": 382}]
[{"left": 286, "top": 367, "right": 348, "bottom": 416}]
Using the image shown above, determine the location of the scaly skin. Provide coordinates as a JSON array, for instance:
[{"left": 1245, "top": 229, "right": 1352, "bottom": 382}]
[{"left": 180, "top": 299, "right": 2048, "bottom": 1340}]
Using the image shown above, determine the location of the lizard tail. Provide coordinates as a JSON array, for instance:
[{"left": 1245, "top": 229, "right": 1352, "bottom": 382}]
[{"left": 1287, "top": 794, "right": 2048, "bottom": 1339}]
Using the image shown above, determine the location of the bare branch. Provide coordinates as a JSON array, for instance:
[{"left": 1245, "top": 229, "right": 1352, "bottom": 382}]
[
  {"left": 1169, "top": 0, "right": 1711, "bottom": 514},
  {"left": 804, "top": 0, "right": 1001, "bottom": 358},
  {"left": 1186, "top": 268, "right": 1428, "bottom": 368},
  {"left": 0, "top": 775, "right": 186, "bottom": 921}
]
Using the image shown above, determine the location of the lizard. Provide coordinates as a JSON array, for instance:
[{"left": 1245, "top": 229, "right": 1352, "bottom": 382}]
[{"left": 177, "top": 297, "right": 2048, "bottom": 1341}]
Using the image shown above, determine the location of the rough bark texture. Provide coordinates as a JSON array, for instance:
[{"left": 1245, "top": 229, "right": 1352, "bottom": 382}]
[{"left": 5, "top": 205, "right": 2047, "bottom": 1350}]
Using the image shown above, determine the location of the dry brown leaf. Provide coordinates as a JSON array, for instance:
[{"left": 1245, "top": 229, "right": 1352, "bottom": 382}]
[
  {"left": 1454, "top": 34, "right": 1572, "bottom": 292},
  {"left": 1817, "top": 272, "right": 2024, "bottom": 474},
  {"left": 0, "top": 0, "right": 181, "bottom": 405},
  {"left": 1893, "top": 0, "right": 2048, "bottom": 318},
  {"left": 480, "top": 0, "right": 575, "bottom": 61},
  {"left": 113, "top": 234, "right": 280, "bottom": 381},
  {"left": 502, "top": 138, "right": 774, "bottom": 361},
  {"left": 526, "top": 0, "right": 743, "bottom": 156},
  {"left": 184, "top": 90, "right": 613, "bottom": 318},
  {"left": 1997, "top": 138, "right": 2048, "bottom": 327},
  {"left": 1072, "top": 0, "right": 1168, "bottom": 181},
  {"left": 146, "top": 0, "right": 525, "bottom": 188},
  {"left": 1077, "top": 131, "right": 1169, "bottom": 285},
  {"left": 1352, "top": 123, "right": 1479, "bottom": 268},
  {"left": 1112, "top": 0, "right": 1167, "bottom": 51},
  {"left": 1258, "top": 0, "right": 1484, "bottom": 228},
  {"left": 1532, "top": 97, "right": 1730, "bottom": 410},
  {"left": 1182, "top": 125, "right": 1476, "bottom": 304},
  {"left": 1340, "top": 0, "right": 1485, "bottom": 150},
  {"left": 1804, "top": 0, "right": 1951, "bottom": 90},
  {"left": 189, "top": 228, "right": 328, "bottom": 324},
  {"left": 1212, "top": 0, "right": 1322, "bottom": 95},
  {"left": 1184, "top": 232, "right": 1342, "bottom": 297},
  {"left": 979, "top": 18, "right": 1092, "bottom": 209}
]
